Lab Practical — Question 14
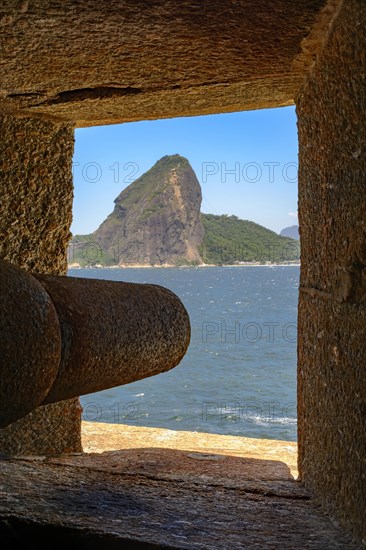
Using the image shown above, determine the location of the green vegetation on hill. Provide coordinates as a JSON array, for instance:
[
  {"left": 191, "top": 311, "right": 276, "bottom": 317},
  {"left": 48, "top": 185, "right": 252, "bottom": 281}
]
[
  {"left": 68, "top": 233, "right": 117, "bottom": 266},
  {"left": 200, "top": 214, "right": 299, "bottom": 265},
  {"left": 69, "top": 213, "right": 300, "bottom": 267}
]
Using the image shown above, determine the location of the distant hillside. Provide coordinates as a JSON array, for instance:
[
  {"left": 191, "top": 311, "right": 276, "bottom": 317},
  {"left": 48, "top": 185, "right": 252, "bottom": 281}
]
[
  {"left": 69, "top": 155, "right": 300, "bottom": 267},
  {"left": 280, "top": 225, "right": 299, "bottom": 240},
  {"left": 201, "top": 214, "right": 299, "bottom": 264}
]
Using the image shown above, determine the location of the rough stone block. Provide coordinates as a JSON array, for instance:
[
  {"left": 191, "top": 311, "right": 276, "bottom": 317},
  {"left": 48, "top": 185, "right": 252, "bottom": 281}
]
[
  {"left": 296, "top": 0, "right": 366, "bottom": 541},
  {"left": 0, "top": 113, "right": 81, "bottom": 455}
]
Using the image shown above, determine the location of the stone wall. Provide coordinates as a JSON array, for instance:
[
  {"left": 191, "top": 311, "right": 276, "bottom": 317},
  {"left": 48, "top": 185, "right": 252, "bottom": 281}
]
[
  {"left": 0, "top": 0, "right": 333, "bottom": 126},
  {"left": 0, "top": 112, "right": 82, "bottom": 455},
  {"left": 296, "top": 0, "right": 366, "bottom": 541}
]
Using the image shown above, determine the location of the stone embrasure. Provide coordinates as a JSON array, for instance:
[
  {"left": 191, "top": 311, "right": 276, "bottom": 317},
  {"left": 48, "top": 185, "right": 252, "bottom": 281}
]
[
  {"left": 0, "top": 113, "right": 74, "bottom": 274},
  {"left": 0, "top": 0, "right": 364, "bottom": 545}
]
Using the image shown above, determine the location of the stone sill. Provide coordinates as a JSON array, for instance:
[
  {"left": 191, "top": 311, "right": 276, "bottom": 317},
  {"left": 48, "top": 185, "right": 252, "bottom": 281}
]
[
  {"left": 82, "top": 420, "right": 299, "bottom": 480},
  {"left": 0, "top": 422, "right": 357, "bottom": 548}
]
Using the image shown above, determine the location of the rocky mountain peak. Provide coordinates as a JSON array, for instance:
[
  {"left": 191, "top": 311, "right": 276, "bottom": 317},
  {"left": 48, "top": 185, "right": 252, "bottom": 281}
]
[{"left": 93, "top": 154, "right": 205, "bottom": 266}]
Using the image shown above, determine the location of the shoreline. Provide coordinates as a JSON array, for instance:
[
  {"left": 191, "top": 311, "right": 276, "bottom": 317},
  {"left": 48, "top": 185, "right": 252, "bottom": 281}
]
[{"left": 68, "top": 262, "right": 301, "bottom": 269}]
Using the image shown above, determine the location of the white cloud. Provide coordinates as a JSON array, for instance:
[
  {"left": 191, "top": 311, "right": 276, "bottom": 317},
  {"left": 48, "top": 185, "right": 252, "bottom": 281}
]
[{"left": 288, "top": 212, "right": 298, "bottom": 218}]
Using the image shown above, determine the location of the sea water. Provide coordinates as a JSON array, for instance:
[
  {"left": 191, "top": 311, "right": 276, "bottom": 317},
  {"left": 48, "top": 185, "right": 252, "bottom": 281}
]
[{"left": 68, "top": 266, "right": 299, "bottom": 441}]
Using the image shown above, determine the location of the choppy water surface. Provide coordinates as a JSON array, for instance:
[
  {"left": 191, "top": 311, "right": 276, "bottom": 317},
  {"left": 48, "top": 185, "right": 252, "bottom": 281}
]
[{"left": 68, "top": 266, "right": 299, "bottom": 441}]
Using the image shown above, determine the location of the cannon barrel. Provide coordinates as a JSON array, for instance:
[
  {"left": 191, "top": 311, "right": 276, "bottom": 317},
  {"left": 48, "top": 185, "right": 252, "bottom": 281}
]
[{"left": 0, "top": 260, "right": 190, "bottom": 428}]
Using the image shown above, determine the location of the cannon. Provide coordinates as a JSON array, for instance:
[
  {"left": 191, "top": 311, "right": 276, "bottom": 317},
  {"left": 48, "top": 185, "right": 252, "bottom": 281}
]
[{"left": 0, "top": 260, "right": 190, "bottom": 428}]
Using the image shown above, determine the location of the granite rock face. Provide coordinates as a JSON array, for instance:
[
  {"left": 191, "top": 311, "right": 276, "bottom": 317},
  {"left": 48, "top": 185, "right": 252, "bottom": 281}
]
[{"left": 89, "top": 155, "right": 204, "bottom": 266}]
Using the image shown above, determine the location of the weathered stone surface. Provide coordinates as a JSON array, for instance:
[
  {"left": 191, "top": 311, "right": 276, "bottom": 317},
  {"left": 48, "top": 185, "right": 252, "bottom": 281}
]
[
  {"left": 81, "top": 421, "right": 299, "bottom": 480},
  {"left": 0, "top": 113, "right": 74, "bottom": 274},
  {"left": 0, "top": 399, "right": 82, "bottom": 457},
  {"left": 298, "top": 295, "right": 366, "bottom": 541},
  {"left": 296, "top": 0, "right": 366, "bottom": 543},
  {"left": 0, "top": 423, "right": 358, "bottom": 548},
  {"left": 0, "top": 1, "right": 340, "bottom": 126},
  {"left": 33, "top": 273, "right": 190, "bottom": 404},
  {"left": 0, "top": 112, "right": 81, "bottom": 455},
  {"left": 0, "top": 261, "right": 61, "bottom": 427}
]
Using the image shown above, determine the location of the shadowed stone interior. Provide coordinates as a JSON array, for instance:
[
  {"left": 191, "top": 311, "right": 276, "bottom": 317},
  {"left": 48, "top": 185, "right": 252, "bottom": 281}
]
[{"left": 0, "top": 424, "right": 359, "bottom": 549}]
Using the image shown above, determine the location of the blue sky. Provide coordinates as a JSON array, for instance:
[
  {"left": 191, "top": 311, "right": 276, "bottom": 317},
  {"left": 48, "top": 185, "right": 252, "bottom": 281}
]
[{"left": 71, "top": 105, "right": 298, "bottom": 235}]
